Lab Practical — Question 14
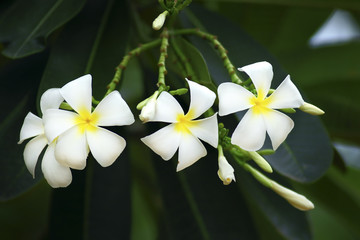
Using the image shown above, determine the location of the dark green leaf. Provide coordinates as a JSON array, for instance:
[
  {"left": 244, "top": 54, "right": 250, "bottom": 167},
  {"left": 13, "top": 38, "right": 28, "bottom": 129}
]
[
  {"left": 180, "top": 6, "right": 333, "bottom": 183},
  {"left": 236, "top": 168, "right": 312, "bottom": 240},
  {"left": 0, "top": 0, "right": 86, "bottom": 59},
  {"left": 48, "top": 170, "right": 87, "bottom": 240},
  {"left": 150, "top": 143, "right": 259, "bottom": 239},
  {"left": 280, "top": 44, "right": 360, "bottom": 143},
  {"left": 0, "top": 180, "right": 51, "bottom": 239},
  {"left": 0, "top": 53, "right": 48, "bottom": 200},
  {"left": 293, "top": 166, "right": 360, "bottom": 238},
  {"left": 169, "top": 36, "right": 217, "bottom": 92},
  {"left": 208, "top": 0, "right": 360, "bottom": 11},
  {"left": 334, "top": 142, "right": 360, "bottom": 169},
  {"left": 215, "top": 4, "right": 331, "bottom": 54}
]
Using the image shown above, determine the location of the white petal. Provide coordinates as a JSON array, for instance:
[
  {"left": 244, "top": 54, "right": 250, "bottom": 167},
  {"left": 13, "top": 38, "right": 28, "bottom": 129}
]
[
  {"left": 43, "top": 109, "right": 78, "bottom": 142},
  {"left": 187, "top": 79, "right": 216, "bottom": 119},
  {"left": 217, "top": 82, "right": 254, "bottom": 116},
  {"left": 40, "top": 88, "right": 63, "bottom": 114},
  {"left": 93, "top": 91, "right": 134, "bottom": 126},
  {"left": 218, "top": 156, "right": 236, "bottom": 185},
  {"left": 55, "top": 126, "right": 89, "bottom": 170},
  {"left": 188, "top": 113, "right": 218, "bottom": 148},
  {"left": 18, "top": 112, "right": 44, "bottom": 144},
  {"left": 263, "top": 110, "right": 294, "bottom": 150},
  {"left": 151, "top": 91, "right": 184, "bottom": 123},
  {"left": 141, "top": 124, "right": 181, "bottom": 160},
  {"left": 41, "top": 142, "right": 72, "bottom": 188},
  {"left": 23, "top": 134, "right": 48, "bottom": 177},
  {"left": 60, "top": 74, "right": 92, "bottom": 113},
  {"left": 177, "top": 134, "right": 207, "bottom": 171},
  {"left": 139, "top": 98, "right": 157, "bottom": 122},
  {"left": 239, "top": 61, "right": 273, "bottom": 99},
  {"left": 267, "top": 75, "right": 305, "bottom": 109},
  {"left": 87, "top": 127, "right": 126, "bottom": 167},
  {"left": 231, "top": 109, "right": 267, "bottom": 151}
]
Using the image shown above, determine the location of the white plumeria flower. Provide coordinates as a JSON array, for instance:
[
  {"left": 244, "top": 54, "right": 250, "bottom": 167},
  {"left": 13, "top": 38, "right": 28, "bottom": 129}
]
[
  {"left": 18, "top": 89, "right": 72, "bottom": 188},
  {"left": 218, "top": 61, "right": 304, "bottom": 151},
  {"left": 43, "top": 74, "right": 135, "bottom": 170},
  {"left": 217, "top": 156, "right": 235, "bottom": 185},
  {"left": 141, "top": 80, "right": 218, "bottom": 171}
]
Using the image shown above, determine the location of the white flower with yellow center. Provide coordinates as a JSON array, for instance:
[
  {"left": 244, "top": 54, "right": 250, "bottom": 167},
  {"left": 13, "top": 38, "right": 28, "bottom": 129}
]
[
  {"left": 218, "top": 61, "right": 304, "bottom": 151},
  {"left": 18, "top": 88, "right": 72, "bottom": 188},
  {"left": 141, "top": 80, "right": 218, "bottom": 171},
  {"left": 43, "top": 74, "right": 135, "bottom": 170}
]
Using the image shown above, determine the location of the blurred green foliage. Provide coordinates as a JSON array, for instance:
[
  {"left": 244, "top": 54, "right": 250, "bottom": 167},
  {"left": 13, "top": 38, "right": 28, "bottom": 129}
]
[{"left": 0, "top": 0, "right": 359, "bottom": 239}]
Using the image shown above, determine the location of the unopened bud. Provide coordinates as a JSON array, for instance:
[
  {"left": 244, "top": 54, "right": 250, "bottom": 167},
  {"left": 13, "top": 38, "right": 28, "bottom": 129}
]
[
  {"left": 271, "top": 181, "right": 314, "bottom": 211},
  {"left": 299, "top": 102, "right": 324, "bottom": 115},
  {"left": 152, "top": 11, "right": 169, "bottom": 30},
  {"left": 139, "top": 98, "right": 157, "bottom": 122},
  {"left": 247, "top": 151, "right": 273, "bottom": 173},
  {"left": 217, "top": 156, "right": 236, "bottom": 185}
]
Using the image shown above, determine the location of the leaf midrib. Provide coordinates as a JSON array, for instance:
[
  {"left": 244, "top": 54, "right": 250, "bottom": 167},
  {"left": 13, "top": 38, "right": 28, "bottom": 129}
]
[{"left": 13, "top": 0, "right": 64, "bottom": 58}]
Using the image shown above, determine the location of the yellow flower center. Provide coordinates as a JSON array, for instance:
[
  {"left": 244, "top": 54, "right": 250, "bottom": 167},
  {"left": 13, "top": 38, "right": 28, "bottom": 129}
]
[
  {"left": 74, "top": 107, "right": 99, "bottom": 134},
  {"left": 249, "top": 92, "right": 272, "bottom": 115},
  {"left": 174, "top": 109, "right": 197, "bottom": 134}
]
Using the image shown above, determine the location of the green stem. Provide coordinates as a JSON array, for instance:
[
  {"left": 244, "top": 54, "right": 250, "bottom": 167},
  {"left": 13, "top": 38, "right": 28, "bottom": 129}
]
[
  {"left": 157, "top": 28, "right": 169, "bottom": 91},
  {"left": 218, "top": 144, "right": 224, "bottom": 159},
  {"left": 171, "top": 28, "right": 243, "bottom": 84},
  {"left": 232, "top": 155, "right": 273, "bottom": 188},
  {"left": 104, "top": 39, "right": 162, "bottom": 97},
  {"left": 158, "top": 0, "right": 168, "bottom": 10},
  {"left": 176, "top": 0, "right": 192, "bottom": 11}
]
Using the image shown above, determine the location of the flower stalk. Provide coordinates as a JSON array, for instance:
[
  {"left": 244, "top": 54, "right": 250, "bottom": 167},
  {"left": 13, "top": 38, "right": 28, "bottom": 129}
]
[
  {"left": 171, "top": 28, "right": 243, "bottom": 84},
  {"left": 157, "top": 28, "right": 170, "bottom": 90},
  {"left": 105, "top": 39, "right": 162, "bottom": 96}
]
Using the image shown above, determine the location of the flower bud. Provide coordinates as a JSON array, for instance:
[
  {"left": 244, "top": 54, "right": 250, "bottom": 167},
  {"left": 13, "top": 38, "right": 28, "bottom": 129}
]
[
  {"left": 139, "top": 98, "right": 156, "bottom": 122},
  {"left": 217, "top": 156, "right": 236, "bottom": 185},
  {"left": 270, "top": 181, "right": 314, "bottom": 211},
  {"left": 152, "top": 11, "right": 169, "bottom": 31},
  {"left": 299, "top": 102, "right": 325, "bottom": 115},
  {"left": 247, "top": 151, "right": 273, "bottom": 173}
]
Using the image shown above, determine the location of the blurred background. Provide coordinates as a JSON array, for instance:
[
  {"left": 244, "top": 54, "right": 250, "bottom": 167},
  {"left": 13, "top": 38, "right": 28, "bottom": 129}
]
[{"left": 0, "top": 0, "right": 359, "bottom": 239}]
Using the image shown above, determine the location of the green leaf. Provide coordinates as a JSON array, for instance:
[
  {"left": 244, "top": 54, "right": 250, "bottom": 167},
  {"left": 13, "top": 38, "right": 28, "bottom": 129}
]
[
  {"left": 169, "top": 36, "right": 217, "bottom": 92},
  {"left": 0, "top": 0, "right": 86, "bottom": 59},
  {"left": 279, "top": 44, "right": 360, "bottom": 143},
  {"left": 0, "top": 180, "right": 51, "bottom": 239},
  {"left": 130, "top": 139, "right": 162, "bottom": 240},
  {"left": 150, "top": 147, "right": 259, "bottom": 239},
  {"left": 334, "top": 142, "right": 360, "bottom": 169},
  {"left": 48, "top": 171, "right": 87, "bottom": 240},
  {"left": 236, "top": 169, "right": 312, "bottom": 240},
  {"left": 207, "top": 0, "right": 360, "bottom": 10},
  {"left": 215, "top": 4, "right": 331, "bottom": 54},
  {"left": 180, "top": 6, "right": 333, "bottom": 183},
  {"left": 293, "top": 166, "right": 360, "bottom": 238},
  {"left": 0, "top": 53, "right": 48, "bottom": 201}
]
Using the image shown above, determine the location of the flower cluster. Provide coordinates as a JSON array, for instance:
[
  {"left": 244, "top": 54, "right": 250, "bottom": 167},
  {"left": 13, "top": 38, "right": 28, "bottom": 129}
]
[
  {"left": 19, "top": 75, "right": 134, "bottom": 188},
  {"left": 19, "top": 61, "right": 320, "bottom": 211}
]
